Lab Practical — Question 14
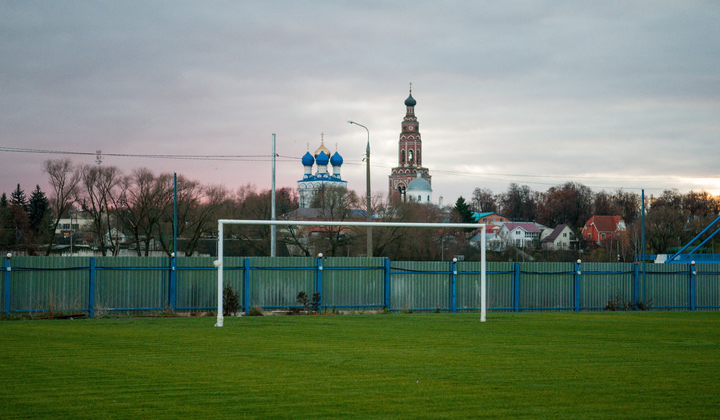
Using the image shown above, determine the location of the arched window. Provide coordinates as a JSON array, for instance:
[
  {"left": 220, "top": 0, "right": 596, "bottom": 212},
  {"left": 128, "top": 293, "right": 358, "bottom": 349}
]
[
  {"left": 400, "top": 150, "right": 405, "bottom": 163},
  {"left": 416, "top": 150, "right": 420, "bottom": 164},
  {"left": 408, "top": 149, "right": 414, "bottom": 162}
]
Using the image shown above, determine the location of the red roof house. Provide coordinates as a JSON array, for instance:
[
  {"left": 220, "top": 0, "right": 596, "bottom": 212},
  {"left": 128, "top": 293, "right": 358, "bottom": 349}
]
[{"left": 582, "top": 215, "right": 626, "bottom": 245}]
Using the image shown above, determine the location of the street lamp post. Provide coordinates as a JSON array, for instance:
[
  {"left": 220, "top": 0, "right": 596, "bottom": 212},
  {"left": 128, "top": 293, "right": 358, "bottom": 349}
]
[{"left": 348, "top": 120, "right": 372, "bottom": 257}]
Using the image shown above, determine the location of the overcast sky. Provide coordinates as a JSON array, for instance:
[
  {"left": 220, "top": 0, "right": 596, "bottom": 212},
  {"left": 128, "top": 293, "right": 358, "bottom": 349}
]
[{"left": 2, "top": 0, "right": 719, "bottom": 206}]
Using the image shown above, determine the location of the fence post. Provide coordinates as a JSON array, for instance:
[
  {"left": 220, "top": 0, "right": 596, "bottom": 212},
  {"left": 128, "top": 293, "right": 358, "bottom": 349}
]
[
  {"left": 383, "top": 258, "right": 391, "bottom": 311},
  {"left": 632, "top": 263, "right": 640, "bottom": 310},
  {"left": 315, "top": 253, "right": 323, "bottom": 312},
  {"left": 450, "top": 258, "right": 457, "bottom": 313},
  {"left": 513, "top": 263, "right": 520, "bottom": 312},
  {"left": 574, "top": 259, "right": 582, "bottom": 312},
  {"left": 4, "top": 253, "right": 11, "bottom": 317},
  {"left": 169, "top": 253, "right": 177, "bottom": 311},
  {"left": 243, "top": 258, "right": 250, "bottom": 315},
  {"left": 689, "top": 261, "right": 696, "bottom": 311},
  {"left": 88, "top": 257, "right": 96, "bottom": 319}
]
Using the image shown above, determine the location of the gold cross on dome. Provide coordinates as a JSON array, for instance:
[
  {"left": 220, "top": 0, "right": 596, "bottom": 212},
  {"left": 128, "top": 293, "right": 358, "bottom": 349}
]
[{"left": 409, "top": 82, "right": 412, "bottom": 94}]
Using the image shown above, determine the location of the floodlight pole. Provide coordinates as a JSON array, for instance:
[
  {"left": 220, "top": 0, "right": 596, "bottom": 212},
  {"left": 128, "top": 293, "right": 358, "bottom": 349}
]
[
  {"left": 271, "top": 133, "right": 277, "bottom": 257},
  {"left": 348, "top": 120, "right": 372, "bottom": 257}
]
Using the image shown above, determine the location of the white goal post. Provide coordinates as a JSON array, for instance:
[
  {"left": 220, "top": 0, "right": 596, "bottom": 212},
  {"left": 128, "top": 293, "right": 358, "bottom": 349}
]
[{"left": 214, "top": 219, "right": 487, "bottom": 326}]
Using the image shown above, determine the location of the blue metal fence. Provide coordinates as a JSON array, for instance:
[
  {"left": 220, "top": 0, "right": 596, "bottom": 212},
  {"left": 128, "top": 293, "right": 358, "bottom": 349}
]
[{"left": 2, "top": 256, "right": 719, "bottom": 317}]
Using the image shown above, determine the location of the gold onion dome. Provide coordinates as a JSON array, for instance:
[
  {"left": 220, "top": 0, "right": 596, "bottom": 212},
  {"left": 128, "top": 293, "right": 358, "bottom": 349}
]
[{"left": 314, "top": 138, "right": 331, "bottom": 157}]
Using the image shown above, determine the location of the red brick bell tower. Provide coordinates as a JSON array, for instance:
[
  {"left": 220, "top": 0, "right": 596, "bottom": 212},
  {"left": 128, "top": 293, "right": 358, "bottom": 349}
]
[{"left": 388, "top": 84, "right": 432, "bottom": 202}]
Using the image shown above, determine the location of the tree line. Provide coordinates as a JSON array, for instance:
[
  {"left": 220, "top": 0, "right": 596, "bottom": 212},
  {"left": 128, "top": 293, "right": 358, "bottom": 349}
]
[
  {"left": 0, "top": 159, "right": 298, "bottom": 256},
  {"left": 464, "top": 182, "right": 719, "bottom": 261},
  {"left": 1, "top": 160, "right": 718, "bottom": 261}
]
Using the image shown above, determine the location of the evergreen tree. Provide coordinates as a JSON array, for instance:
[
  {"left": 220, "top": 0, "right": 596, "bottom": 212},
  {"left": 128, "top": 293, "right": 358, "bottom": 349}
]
[
  {"left": 8, "top": 184, "right": 31, "bottom": 246},
  {"left": 454, "top": 196, "right": 475, "bottom": 224},
  {"left": 10, "top": 184, "right": 28, "bottom": 210},
  {"left": 0, "top": 193, "right": 12, "bottom": 248},
  {"left": 28, "top": 185, "right": 50, "bottom": 237}
]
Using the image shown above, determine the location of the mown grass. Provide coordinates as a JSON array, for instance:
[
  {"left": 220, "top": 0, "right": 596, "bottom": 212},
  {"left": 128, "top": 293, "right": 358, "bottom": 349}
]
[{"left": 1, "top": 312, "right": 719, "bottom": 419}]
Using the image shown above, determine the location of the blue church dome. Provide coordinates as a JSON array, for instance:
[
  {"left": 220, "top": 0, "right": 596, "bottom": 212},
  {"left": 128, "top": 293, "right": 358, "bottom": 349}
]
[
  {"left": 301, "top": 151, "right": 314, "bottom": 167},
  {"left": 330, "top": 151, "right": 343, "bottom": 167},
  {"left": 315, "top": 151, "right": 329, "bottom": 166},
  {"left": 408, "top": 177, "right": 431, "bottom": 192}
]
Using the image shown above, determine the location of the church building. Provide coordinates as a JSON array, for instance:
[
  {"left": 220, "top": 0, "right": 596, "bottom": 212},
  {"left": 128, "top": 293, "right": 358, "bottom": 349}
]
[
  {"left": 298, "top": 136, "right": 347, "bottom": 208},
  {"left": 388, "top": 86, "right": 433, "bottom": 203}
]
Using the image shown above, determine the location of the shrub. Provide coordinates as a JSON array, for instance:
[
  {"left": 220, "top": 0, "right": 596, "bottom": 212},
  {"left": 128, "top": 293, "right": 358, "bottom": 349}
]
[
  {"left": 296, "top": 291, "right": 310, "bottom": 312},
  {"left": 223, "top": 285, "right": 240, "bottom": 316},
  {"left": 247, "top": 306, "right": 264, "bottom": 316},
  {"left": 605, "top": 295, "right": 628, "bottom": 311},
  {"left": 311, "top": 292, "right": 321, "bottom": 313},
  {"left": 636, "top": 300, "right": 653, "bottom": 311},
  {"left": 286, "top": 307, "right": 300, "bottom": 315}
]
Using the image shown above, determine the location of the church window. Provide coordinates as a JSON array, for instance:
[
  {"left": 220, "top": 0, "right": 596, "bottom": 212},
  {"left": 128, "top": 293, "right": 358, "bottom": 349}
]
[
  {"left": 401, "top": 150, "right": 405, "bottom": 163},
  {"left": 417, "top": 150, "right": 420, "bottom": 164},
  {"left": 408, "top": 149, "right": 414, "bottom": 161},
  {"left": 418, "top": 195, "right": 421, "bottom": 201}
]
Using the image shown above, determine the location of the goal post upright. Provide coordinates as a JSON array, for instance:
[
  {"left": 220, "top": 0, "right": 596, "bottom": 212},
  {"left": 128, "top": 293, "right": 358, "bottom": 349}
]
[
  {"left": 480, "top": 224, "right": 487, "bottom": 322},
  {"left": 214, "top": 219, "right": 487, "bottom": 326},
  {"left": 215, "top": 222, "right": 224, "bottom": 327}
]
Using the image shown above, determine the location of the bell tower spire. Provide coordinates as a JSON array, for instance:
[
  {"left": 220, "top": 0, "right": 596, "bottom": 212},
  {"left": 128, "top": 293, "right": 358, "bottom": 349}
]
[{"left": 388, "top": 85, "right": 431, "bottom": 202}]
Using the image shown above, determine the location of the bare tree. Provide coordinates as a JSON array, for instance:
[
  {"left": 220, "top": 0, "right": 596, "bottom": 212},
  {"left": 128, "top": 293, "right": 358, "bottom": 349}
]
[
  {"left": 157, "top": 178, "right": 231, "bottom": 256},
  {"left": 309, "top": 185, "right": 360, "bottom": 256},
  {"left": 498, "top": 183, "right": 539, "bottom": 222},
  {"left": 471, "top": 187, "right": 497, "bottom": 213},
  {"left": 118, "top": 169, "right": 173, "bottom": 256},
  {"left": 43, "top": 159, "right": 80, "bottom": 255},
  {"left": 79, "top": 164, "right": 122, "bottom": 255}
]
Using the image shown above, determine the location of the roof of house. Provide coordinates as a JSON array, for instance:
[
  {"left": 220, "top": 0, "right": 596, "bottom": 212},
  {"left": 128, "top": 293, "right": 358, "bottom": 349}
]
[
  {"left": 503, "top": 222, "right": 540, "bottom": 233},
  {"left": 585, "top": 215, "right": 624, "bottom": 232},
  {"left": 541, "top": 224, "right": 568, "bottom": 243},
  {"left": 472, "top": 212, "right": 510, "bottom": 221}
]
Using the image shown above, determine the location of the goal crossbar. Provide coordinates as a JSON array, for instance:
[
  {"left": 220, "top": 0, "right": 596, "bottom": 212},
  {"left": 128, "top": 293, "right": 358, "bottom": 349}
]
[{"left": 214, "top": 219, "right": 487, "bottom": 326}]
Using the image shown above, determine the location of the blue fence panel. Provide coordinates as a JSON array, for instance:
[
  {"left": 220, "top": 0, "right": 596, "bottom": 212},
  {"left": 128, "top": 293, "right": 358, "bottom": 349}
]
[
  {"left": 323, "top": 257, "right": 385, "bottom": 310},
  {"left": 645, "top": 263, "right": 691, "bottom": 310},
  {"left": 95, "top": 257, "right": 169, "bottom": 314},
  {"left": 249, "top": 257, "right": 315, "bottom": 310},
  {"left": 9, "top": 257, "right": 90, "bottom": 314},
  {"left": 581, "top": 262, "right": 634, "bottom": 310},
  {"left": 519, "top": 262, "right": 574, "bottom": 311},
  {"left": 390, "top": 261, "right": 450, "bottom": 311},
  {"left": 695, "top": 263, "right": 720, "bottom": 310}
]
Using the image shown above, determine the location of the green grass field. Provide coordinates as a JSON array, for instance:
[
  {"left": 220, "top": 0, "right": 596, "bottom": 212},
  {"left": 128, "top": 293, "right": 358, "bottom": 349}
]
[{"left": 1, "top": 312, "right": 719, "bottom": 419}]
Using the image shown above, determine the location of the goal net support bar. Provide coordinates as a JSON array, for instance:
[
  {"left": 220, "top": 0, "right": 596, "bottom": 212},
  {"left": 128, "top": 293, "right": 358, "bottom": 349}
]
[{"left": 214, "top": 219, "right": 486, "bottom": 326}]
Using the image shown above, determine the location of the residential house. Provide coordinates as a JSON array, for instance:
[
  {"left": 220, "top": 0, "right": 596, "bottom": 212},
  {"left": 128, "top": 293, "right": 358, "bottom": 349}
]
[
  {"left": 498, "top": 222, "right": 542, "bottom": 249},
  {"left": 468, "top": 224, "right": 503, "bottom": 251},
  {"left": 582, "top": 215, "right": 626, "bottom": 246},
  {"left": 540, "top": 224, "right": 578, "bottom": 250},
  {"left": 472, "top": 212, "right": 511, "bottom": 225}
]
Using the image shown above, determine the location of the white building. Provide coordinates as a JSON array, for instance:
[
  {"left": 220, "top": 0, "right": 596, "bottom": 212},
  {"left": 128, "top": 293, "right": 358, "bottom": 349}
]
[
  {"left": 406, "top": 172, "right": 432, "bottom": 204},
  {"left": 540, "top": 224, "right": 579, "bottom": 250},
  {"left": 498, "top": 222, "right": 542, "bottom": 249},
  {"left": 298, "top": 138, "right": 347, "bottom": 208}
]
